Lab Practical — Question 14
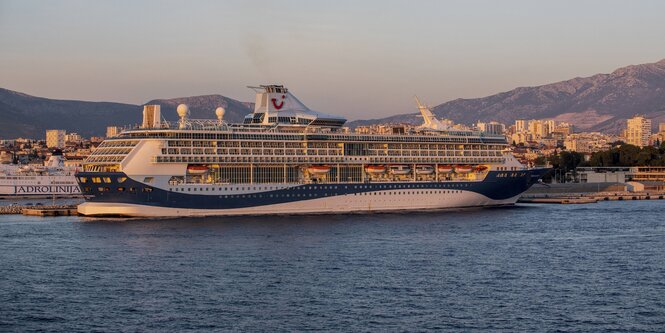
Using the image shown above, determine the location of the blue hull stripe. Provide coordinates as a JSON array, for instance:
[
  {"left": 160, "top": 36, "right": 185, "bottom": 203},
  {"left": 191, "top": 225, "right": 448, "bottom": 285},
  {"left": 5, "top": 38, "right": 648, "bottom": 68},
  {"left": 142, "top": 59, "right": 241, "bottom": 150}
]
[{"left": 76, "top": 169, "right": 550, "bottom": 210}]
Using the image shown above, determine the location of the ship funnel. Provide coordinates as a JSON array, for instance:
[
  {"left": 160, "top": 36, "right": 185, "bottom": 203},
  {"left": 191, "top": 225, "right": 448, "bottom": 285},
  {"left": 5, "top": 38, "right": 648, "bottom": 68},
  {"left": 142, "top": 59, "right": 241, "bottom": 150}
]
[
  {"left": 245, "top": 85, "right": 346, "bottom": 127},
  {"left": 142, "top": 105, "right": 161, "bottom": 128},
  {"left": 177, "top": 104, "right": 189, "bottom": 129}
]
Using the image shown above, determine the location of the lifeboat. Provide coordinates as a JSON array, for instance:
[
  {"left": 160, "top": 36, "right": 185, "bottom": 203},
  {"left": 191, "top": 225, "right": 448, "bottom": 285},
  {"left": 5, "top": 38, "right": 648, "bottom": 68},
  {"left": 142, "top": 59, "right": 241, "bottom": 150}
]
[
  {"left": 389, "top": 164, "right": 411, "bottom": 175},
  {"left": 365, "top": 165, "right": 386, "bottom": 174},
  {"left": 307, "top": 165, "right": 331, "bottom": 175},
  {"left": 415, "top": 165, "right": 435, "bottom": 175},
  {"left": 474, "top": 165, "right": 488, "bottom": 172},
  {"left": 437, "top": 165, "right": 454, "bottom": 173},
  {"left": 455, "top": 165, "right": 473, "bottom": 173},
  {"left": 187, "top": 165, "right": 209, "bottom": 174}
]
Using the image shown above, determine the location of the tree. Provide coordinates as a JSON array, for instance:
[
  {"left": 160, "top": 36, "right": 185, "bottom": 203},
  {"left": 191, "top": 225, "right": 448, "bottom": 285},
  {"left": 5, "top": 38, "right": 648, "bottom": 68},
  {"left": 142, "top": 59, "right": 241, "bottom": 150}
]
[{"left": 546, "top": 151, "right": 585, "bottom": 182}]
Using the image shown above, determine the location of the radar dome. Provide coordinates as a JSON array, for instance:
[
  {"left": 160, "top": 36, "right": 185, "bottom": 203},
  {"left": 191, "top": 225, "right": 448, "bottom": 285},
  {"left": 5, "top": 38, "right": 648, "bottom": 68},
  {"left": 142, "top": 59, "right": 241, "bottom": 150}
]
[
  {"left": 176, "top": 104, "right": 189, "bottom": 118},
  {"left": 215, "top": 107, "right": 225, "bottom": 120}
]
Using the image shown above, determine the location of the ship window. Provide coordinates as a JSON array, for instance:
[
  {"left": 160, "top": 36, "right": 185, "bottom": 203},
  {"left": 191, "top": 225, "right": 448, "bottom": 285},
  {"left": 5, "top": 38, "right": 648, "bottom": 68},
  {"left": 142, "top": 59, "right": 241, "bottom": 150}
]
[
  {"left": 103, "top": 177, "right": 112, "bottom": 183},
  {"left": 98, "top": 187, "right": 105, "bottom": 192},
  {"left": 79, "top": 177, "right": 88, "bottom": 183},
  {"left": 84, "top": 187, "right": 91, "bottom": 192},
  {"left": 118, "top": 177, "right": 127, "bottom": 183},
  {"left": 117, "top": 187, "right": 125, "bottom": 192},
  {"left": 92, "top": 177, "right": 102, "bottom": 183}
]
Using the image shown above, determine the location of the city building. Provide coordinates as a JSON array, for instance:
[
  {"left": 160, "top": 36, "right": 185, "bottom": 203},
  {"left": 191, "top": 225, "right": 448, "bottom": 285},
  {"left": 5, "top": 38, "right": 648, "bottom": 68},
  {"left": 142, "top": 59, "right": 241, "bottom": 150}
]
[
  {"left": 528, "top": 120, "right": 549, "bottom": 139},
  {"left": 106, "top": 126, "right": 121, "bottom": 138},
  {"left": 46, "top": 129, "right": 66, "bottom": 148},
  {"left": 563, "top": 132, "right": 612, "bottom": 153},
  {"left": 649, "top": 122, "right": 665, "bottom": 146},
  {"left": 544, "top": 120, "right": 556, "bottom": 135},
  {"left": 511, "top": 132, "right": 532, "bottom": 145},
  {"left": 476, "top": 121, "right": 505, "bottom": 135},
  {"left": 515, "top": 119, "right": 526, "bottom": 133},
  {"left": 553, "top": 122, "right": 573, "bottom": 137},
  {"left": 65, "top": 132, "right": 82, "bottom": 143},
  {"left": 625, "top": 115, "right": 651, "bottom": 147}
]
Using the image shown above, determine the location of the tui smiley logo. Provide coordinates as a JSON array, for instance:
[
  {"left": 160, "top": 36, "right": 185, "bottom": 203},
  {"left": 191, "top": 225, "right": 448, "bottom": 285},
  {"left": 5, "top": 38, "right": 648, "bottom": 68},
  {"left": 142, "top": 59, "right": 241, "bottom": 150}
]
[{"left": 271, "top": 95, "right": 285, "bottom": 110}]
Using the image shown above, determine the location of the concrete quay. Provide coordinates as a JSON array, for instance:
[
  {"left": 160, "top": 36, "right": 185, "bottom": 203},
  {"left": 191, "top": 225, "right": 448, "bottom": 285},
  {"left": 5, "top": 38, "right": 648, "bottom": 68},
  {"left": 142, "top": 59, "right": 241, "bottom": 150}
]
[
  {"left": 0, "top": 205, "right": 79, "bottom": 216},
  {"left": 520, "top": 183, "right": 665, "bottom": 204}
]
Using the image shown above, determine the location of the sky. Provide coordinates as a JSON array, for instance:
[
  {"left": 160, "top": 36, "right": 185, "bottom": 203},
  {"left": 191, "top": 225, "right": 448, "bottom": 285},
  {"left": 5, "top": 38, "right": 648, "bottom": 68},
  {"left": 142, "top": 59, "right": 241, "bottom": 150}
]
[{"left": 1, "top": 0, "right": 665, "bottom": 120}]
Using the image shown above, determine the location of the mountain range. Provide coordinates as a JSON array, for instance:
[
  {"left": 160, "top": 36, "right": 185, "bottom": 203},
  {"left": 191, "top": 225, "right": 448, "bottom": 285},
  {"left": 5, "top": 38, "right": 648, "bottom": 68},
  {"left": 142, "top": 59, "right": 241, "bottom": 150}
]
[
  {"left": 2, "top": 58, "right": 665, "bottom": 139},
  {"left": 0, "top": 89, "right": 253, "bottom": 139},
  {"left": 349, "top": 58, "right": 665, "bottom": 133}
]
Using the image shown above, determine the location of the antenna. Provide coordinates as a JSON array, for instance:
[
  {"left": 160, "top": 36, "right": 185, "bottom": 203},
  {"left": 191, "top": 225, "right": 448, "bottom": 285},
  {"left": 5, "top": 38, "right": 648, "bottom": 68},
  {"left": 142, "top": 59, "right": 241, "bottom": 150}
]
[
  {"left": 215, "top": 107, "right": 225, "bottom": 124},
  {"left": 177, "top": 104, "right": 189, "bottom": 129}
]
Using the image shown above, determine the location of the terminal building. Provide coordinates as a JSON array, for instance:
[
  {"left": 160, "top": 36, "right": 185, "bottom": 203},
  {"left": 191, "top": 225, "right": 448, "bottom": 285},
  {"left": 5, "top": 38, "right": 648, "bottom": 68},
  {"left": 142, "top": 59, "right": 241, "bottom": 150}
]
[{"left": 572, "top": 166, "right": 665, "bottom": 189}]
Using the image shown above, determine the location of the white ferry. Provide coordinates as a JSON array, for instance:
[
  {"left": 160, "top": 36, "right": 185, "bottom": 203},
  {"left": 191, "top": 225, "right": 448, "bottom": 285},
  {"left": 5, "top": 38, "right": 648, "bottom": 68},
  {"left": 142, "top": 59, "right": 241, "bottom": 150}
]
[
  {"left": 76, "top": 85, "right": 549, "bottom": 217},
  {"left": 0, "top": 152, "right": 81, "bottom": 197}
]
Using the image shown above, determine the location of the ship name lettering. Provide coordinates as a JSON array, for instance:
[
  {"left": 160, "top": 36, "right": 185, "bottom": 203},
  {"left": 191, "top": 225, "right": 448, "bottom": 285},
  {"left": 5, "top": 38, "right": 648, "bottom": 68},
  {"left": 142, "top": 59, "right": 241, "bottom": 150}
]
[{"left": 15, "top": 185, "right": 79, "bottom": 194}]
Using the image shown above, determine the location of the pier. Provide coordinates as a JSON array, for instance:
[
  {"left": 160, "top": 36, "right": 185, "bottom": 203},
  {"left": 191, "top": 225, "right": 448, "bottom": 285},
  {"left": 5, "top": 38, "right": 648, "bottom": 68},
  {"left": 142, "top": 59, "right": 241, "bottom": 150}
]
[
  {"left": 0, "top": 205, "right": 79, "bottom": 216},
  {"left": 519, "top": 192, "right": 665, "bottom": 204},
  {"left": 518, "top": 196, "right": 599, "bottom": 204}
]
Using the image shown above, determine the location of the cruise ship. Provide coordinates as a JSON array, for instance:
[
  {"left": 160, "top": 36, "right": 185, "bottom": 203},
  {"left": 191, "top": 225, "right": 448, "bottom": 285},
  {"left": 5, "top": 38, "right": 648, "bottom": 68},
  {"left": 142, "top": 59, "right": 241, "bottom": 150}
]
[
  {"left": 76, "top": 85, "right": 549, "bottom": 217},
  {"left": 0, "top": 151, "right": 81, "bottom": 197}
]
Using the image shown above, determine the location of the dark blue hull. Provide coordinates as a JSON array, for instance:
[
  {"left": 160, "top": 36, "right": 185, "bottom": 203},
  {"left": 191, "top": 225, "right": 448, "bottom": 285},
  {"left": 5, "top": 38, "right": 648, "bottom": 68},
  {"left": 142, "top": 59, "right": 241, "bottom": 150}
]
[{"left": 76, "top": 168, "right": 550, "bottom": 213}]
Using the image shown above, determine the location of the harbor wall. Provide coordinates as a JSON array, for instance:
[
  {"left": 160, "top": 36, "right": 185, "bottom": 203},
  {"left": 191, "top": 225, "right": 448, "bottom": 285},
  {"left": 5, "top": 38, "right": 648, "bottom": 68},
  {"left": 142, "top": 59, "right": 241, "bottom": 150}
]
[{"left": 525, "top": 182, "right": 627, "bottom": 195}]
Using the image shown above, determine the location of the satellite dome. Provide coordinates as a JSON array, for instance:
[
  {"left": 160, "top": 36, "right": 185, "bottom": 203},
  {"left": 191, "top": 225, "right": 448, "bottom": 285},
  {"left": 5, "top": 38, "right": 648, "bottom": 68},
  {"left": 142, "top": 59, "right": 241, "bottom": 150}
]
[
  {"left": 215, "top": 107, "right": 225, "bottom": 119},
  {"left": 176, "top": 104, "right": 189, "bottom": 118}
]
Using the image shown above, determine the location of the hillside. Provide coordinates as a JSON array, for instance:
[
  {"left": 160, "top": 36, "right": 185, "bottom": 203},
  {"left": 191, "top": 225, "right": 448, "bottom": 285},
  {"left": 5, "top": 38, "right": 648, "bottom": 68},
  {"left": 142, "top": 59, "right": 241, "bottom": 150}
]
[
  {"left": 349, "top": 59, "right": 665, "bottom": 133},
  {"left": 0, "top": 88, "right": 139, "bottom": 139},
  {"left": 144, "top": 95, "right": 252, "bottom": 124},
  {"left": 3, "top": 58, "right": 665, "bottom": 138},
  {"left": 0, "top": 89, "right": 252, "bottom": 139}
]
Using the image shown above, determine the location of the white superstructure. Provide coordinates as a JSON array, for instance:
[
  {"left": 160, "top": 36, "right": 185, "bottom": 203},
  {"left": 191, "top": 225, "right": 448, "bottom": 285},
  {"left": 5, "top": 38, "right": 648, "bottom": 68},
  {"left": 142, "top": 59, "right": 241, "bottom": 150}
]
[{"left": 76, "top": 85, "right": 548, "bottom": 217}]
